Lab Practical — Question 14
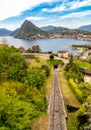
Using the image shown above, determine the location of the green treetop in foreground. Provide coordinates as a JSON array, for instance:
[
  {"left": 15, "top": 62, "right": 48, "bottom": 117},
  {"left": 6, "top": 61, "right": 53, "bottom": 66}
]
[{"left": 0, "top": 44, "right": 49, "bottom": 130}]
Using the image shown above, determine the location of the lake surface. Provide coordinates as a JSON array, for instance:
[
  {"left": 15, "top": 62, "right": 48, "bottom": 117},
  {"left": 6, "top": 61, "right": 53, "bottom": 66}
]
[{"left": 0, "top": 36, "right": 91, "bottom": 54}]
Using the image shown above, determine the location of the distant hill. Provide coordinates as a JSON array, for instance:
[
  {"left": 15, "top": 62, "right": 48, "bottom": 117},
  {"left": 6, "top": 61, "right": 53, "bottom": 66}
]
[
  {"left": 15, "top": 20, "right": 48, "bottom": 39},
  {"left": 41, "top": 25, "right": 68, "bottom": 31},
  {"left": 0, "top": 22, "right": 91, "bottom": 41},
  {"left": 41, "top": 25, "right": 56, "bottom": 31},
  {"left": 48, "top": 27, "right": 91, "bottom": 41},
  {"left": 0, "top": 28, "right": 12, "bottom": 36},
  {"left": 10, "top": 28, "right": 20, "bottom": 36},
  {"left": 77, "top": 24, "right": 91, "bottom": 32},
  {"left": 48, "top": 27, "right": 69, "bottom": 34}
]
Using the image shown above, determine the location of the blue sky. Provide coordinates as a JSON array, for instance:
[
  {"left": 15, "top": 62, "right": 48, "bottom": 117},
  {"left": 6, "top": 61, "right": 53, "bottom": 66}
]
[{"left": 0, "top": 0, "right": 91, "bottom": 30}]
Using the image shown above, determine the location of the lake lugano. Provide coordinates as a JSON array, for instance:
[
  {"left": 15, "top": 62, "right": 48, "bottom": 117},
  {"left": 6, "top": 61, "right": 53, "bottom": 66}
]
[{"left": 0, "top": 36, "right": 91, "bottom": 54}]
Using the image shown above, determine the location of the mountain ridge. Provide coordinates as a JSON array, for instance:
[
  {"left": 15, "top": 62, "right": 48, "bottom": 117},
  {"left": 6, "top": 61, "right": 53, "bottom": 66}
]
[
  {"left": 41, "top": 25, "right": 68, "bottom": 31},
  {"left": 77, "top": 24, "right": 91, "bottom": 32},
  {"left": 0, "top": 21, "right": 91, "bottom": 41},
  {"left": 10, "top": 28, "right": 20, "bottom": 36},
  {"left": 0, "top": 28, "right": 12, "bottom": 36},
  {"left": 15, "top": 20, "right": 48, "bottom": 39}
]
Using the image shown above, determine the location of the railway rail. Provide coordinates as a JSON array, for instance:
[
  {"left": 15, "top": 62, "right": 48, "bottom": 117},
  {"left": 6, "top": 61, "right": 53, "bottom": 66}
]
[{"left": 49, "top": 69, "right": 67, "bottom": 130}]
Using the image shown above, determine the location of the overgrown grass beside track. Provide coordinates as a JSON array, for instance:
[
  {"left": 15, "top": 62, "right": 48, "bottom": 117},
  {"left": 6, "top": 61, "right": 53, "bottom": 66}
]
[
  {"left": 31, "top": 58, "right": 54, "bottom": 130},
  {"left": 59, "top": 70, "right": 81, "bottom": 108}
]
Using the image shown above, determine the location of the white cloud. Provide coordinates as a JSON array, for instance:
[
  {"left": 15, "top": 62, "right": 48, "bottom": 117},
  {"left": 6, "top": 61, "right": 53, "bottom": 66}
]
[
  {"left": 69, "top": 0, "right": 91, "bottom": 9},
  {"left": 0, "top": 0, "right": 59, "bottom": 21},
  {"left": 42, "top": 0, "right": 91, "bottom": 13},
  {"left": 42, "top": 4, "right": 66, "bottom": 12},
  {"left": 25, "top": 16, "right": 45, "bottom": 21},
  {"left": 60, "top": 10, "right": 91, "bottom": 19},
  {"left": 0, "top": 23, "right": 21, "bottom": 30}
]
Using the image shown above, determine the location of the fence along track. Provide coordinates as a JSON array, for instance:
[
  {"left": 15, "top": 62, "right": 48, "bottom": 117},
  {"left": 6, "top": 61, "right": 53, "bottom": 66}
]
[{"left": 49, "top": 69, "right": 67, "bottom": 130}]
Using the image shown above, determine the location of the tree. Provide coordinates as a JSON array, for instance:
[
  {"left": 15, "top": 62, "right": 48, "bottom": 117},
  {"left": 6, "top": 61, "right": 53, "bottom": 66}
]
[
  {"left": 27, "top": 68, "right": 46, "bottom": 89},
  {"left": 49, "top": 54, "right": 54, "bottom": 59},
  {"left": 7, "top": 53, "right": 28, "bottom": 82},
  {"left": 27, "top": 48, "right": 32, "bottom": 53},
  {"left": 0, "top": 46, "right": 28, "bottom": 82},
  {"left": 32, "top": 45, "right": 41, "bottom": 53},
  {"left": 0, "top": 89, "right": 34, "bottom": 130},
  {"left": 41, "top": 65, "right": 50, "bottom": 78}
]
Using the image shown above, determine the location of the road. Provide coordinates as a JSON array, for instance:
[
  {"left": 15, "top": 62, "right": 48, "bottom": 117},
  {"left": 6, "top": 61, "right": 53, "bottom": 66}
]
[
  {"left": 22, "top": 53, "right": 69, "bottom": 63},
  {"left": 48, "top": 69, "right": 67, "bottom": 130}
]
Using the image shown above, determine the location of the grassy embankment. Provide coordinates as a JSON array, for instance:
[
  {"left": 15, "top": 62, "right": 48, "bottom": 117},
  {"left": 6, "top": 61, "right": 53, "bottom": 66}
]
[
  {"left": 59, "top": 67, "right": 81, "bottom": 130},
  {"left": 76, "top": 60, "right": 91, "bottom": 70},
  {"left": 59, "top": 69, "right": 81, "bottom": 108},
  {"left": 29, "top": 57, "right": 54, "bottom": 130},
  {"left": 59, "top": 60, "right": 91, "bottom": 130}
]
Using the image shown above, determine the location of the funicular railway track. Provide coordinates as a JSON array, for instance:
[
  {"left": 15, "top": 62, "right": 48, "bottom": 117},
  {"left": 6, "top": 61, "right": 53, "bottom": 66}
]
[{"left": 49, "top": 69, "right": 67, "bottom": 130}]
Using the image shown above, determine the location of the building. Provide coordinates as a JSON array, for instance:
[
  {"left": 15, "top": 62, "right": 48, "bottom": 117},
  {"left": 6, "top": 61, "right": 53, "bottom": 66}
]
[
  {"left": 82, "top": 69, "right": 91, "bottom": 83},
  {"left": 58, "top": 50, "right": 68, "bottom": 59},
  {"left": 88, "top": 47, "right": 91, "bottom": 54},
  {"left": 19, "top": 48, "right": 27, "bottom": 53}
]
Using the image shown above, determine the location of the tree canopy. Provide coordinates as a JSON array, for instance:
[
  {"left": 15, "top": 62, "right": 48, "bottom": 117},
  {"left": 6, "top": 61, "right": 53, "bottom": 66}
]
[{"left": 0, "top": 44, "right": 48, "bottom": 129}]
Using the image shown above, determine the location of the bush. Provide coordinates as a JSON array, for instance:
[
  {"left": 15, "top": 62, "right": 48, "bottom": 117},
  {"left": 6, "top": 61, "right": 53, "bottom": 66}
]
[
  {"left": 65, "top": 63, "right": 84, "bottom": 83},
  {"left": 69, "top": 79, "right": 84, "bottom": 103},
  {"left": 0, "top": 47, "right": 28, "bottom": 82},
  {"left": 41, "top": 65, "right": 50, "bottom": 78},
  {"left": 0, "top": 89, "right": 34, "bottom": 130},
  {"left": 27, "top": 68, "right": 46, "bottom": 90},
  {"left": 49, "top": 54, "right": 54, "bottom": 59},
  {"left": 47, "top": 59, "right": 64, "bottom": 66},
  {"left": 0, "top": 45, "right": 47, "bottom": 129}
]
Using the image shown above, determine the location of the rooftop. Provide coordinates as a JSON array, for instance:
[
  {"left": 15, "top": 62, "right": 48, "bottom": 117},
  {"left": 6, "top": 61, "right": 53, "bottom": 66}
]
[
  {"left": 58, "top": 50, "right": 68, "bottom": 53},
  {"left": 82, "top": 68, "right": 91, "bottom": 75}
]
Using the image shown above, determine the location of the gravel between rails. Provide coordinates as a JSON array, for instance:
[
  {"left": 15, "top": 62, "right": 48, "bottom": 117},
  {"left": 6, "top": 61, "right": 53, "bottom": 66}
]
[{"left": 48, "top": 69, "right": 67, "bottom": 130}]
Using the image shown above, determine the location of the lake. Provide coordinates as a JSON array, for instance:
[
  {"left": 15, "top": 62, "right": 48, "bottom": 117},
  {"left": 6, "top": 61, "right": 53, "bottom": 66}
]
[{"left": 0, "top": 36, "right": 91, "bottom": 54}]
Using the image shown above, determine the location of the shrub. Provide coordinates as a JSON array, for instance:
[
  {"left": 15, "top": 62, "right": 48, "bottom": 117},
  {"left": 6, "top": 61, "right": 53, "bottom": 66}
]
[
  {"left": 49, "top": 54, "right": 54, "bottom": 59},
  {"left": 0, "top": 47, "right": 28, "bottom": 82},
  {"left": 27, "top": 68, "right": 46, "bottom": 90},
  {"left": 69, "top": 79, "right": 84, "bottom": 103},
  {"left": 41, "top": 65, "right": 50, "bottom": 78}
]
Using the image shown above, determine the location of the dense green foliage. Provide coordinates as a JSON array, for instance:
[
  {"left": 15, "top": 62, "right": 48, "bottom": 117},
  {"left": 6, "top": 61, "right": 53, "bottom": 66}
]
[
  {"left": 41, "top": 65, "right": 50, "bottom": 78},
  {"left": 0, "top": 82, "right": 47, "bottom": 130},
  {"left": 49, "top": 54, "right": 54, "bottom": 60},
  {"left": 72, "top": 44, "right": 90, "bottom": 49},
  {"left": 67, "top": 113, "right": 78, "bottom": 130},
  {"left": 26, "top": 45, "right": 42, "bottom": 53},
  {"left": 0, "top": 44, "right": 48, "bottom": 129},
  {"left": 76, "top": 60, "right": 91, "bottom": 70},
  {"left": 75, "top": 93, "right": 91, "bottom": 130},
  {"left": 65, "top": 56, "right": 84, "bottom": 83},
  {"left": 47, "top": 59, "right": 64, "bottom": 66},
  {"left": 27, "top": 68, "right": 46, "bottom": 89},
  {"left": 69, "top": 79, "right": 84, "bottom": 103},
  {"left": 0, "top": 45, "right": 28, "bottom": 82},
  {"left": 31, "top": 45, "right": 41, "bottom": 53},
  {"left": 65, "top": 56, "right": 91, "bottom": 129}
]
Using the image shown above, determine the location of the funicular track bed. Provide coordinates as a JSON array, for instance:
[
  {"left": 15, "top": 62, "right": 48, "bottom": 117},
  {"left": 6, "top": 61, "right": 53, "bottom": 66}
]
[{"left": 49, "top": 69, "right": 67, "bottom": 130}]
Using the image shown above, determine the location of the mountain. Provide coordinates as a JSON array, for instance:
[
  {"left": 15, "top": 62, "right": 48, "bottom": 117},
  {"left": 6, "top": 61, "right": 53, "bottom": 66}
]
[
  {"left": 15, "top": 20, "right": 48, "bottom": 39},
  {"left": 77, "top": 24, "right": 91, "bottom": 32},
  {"left": 41, "top": 25, "right": 68, "bottom": 31},
  {"left": 10, "top": 28, "right": 20, "bottom": 36},
  {"left": 0, "top": 28, "right": 12, "bottom": 36},
  {"left": 41, "top": 25, "right": 56, "bottom": 31},
  {"left": 48, "top": 27, "right": 91, "bottom": 41},
  {"left": 48, "top": 27, "right": 69, "bottom": 34}
]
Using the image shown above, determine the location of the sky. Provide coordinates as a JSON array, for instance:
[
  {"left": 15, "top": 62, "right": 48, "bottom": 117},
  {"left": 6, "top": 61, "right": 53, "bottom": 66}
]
[{"left": 0, "top": 0, "right": 91, "bottom": 30}]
